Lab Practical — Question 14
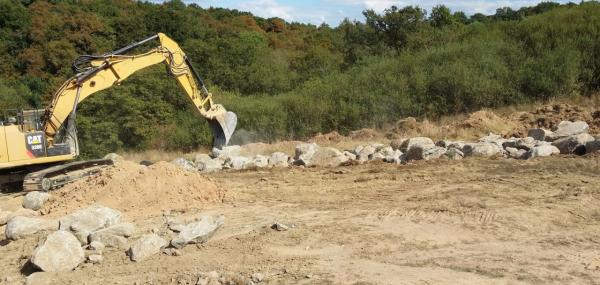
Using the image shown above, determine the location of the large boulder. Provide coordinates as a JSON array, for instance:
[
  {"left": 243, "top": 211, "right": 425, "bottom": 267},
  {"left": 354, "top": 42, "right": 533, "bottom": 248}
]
[
  {"left": 171, "top": 215, "right": 224, "bottom": 249},
  {"left": 59, "top": 205, "right": 122, "bottom": 244},
  {"left": 505, "top": 147, "right": 529, "bottom": 159},
  {"left": 528, "top": 128, "right": 553, "bottom": 141},
  {"left": 531, "top": 145, "right": 560, "bottom": 158},
  {"left": 88, "top": 223, "right": 135, "bottom": 249},
  {"left": 356, "top": 145, "right": 376, "bottom": 162},
  {"left": 0, "top": 208, "right": 39, "bottom": 226},
  {"left": 463, "top": 143, "right": 501, "bottom": 157},
  {"left": 129, "top": 234, "right": 168, "bottom": 262},
  {"left": 211, "top": 145, "right": 241, "bottom": 160},
  {"left": 479, "top": 133, "right": 506, "bottom": 148},
  {"left": 170, "top": 158, "right": 195, "bottom": 172},
  {"left": 502, "top": 137, "right": 536, "bottom": 151},
  {"left": 306, "top": 147, "right": 348, "bottom": 167},
  {"left": 268, "top": 152, "right": 290, "bottom": 168},
  {"left": 252, "top": 155, "right": 269, "bottom": 168},
  {"left": 22, "top": 191, "right": 51, "bottom": 211},
  {"left": 5, "top": 216, "right": 58, "bottom": 240},
  {"left": 551, "top": 133, "right": 595, "bottom": 155},
  {"left": 225, "top": 156, "right": 251, "bottom": 170},
  {"left": 586, "top": 140, "right": 600, "bottom": 154},
  {"left": 422, "top": 146, "right": 447, "bottom": 160},
  {"left": 547, "top": 121, "right": 589, "bottom": 141},
  {"left": 399, "top": 137, "right": 435, "bottom": 153},
  {"left": 30, "top": 231, "right": 85, "bottom": 272},
  {"left": 294, "top": 143, "right": 319, "bottom": 165},
  {"left": 197, "top": 158, "right": 223, "bottom": 173}
]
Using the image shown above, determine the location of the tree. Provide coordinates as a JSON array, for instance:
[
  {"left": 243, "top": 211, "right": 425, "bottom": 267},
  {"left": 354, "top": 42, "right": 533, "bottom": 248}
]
[{"left": 430, "top": 5, "right": 454, "bottom": 28}]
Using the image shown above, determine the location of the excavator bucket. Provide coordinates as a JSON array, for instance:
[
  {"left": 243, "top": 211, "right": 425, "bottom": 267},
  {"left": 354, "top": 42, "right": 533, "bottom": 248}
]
[{"left": 208, "top": 110, "right": 237, "bottom": 149}]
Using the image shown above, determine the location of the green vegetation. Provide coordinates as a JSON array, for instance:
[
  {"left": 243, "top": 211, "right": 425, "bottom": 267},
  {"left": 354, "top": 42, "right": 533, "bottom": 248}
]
[{"left": 0, "top": 0, "right": 599, "bottom": 157}]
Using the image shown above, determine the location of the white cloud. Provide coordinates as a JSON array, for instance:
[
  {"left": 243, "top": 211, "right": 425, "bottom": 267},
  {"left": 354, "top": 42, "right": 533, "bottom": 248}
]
[{"left": 238, "top": 0, "right": 295, "bottom": 21}]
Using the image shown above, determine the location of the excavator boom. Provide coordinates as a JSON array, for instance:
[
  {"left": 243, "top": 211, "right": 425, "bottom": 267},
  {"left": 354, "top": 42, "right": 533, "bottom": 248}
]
[{"left": 44, "top": 33, "right": 237, "bottom": 149}]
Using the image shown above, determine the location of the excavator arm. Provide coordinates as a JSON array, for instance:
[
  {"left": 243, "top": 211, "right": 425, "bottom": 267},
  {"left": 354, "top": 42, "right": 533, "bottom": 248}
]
[{"left": 43, "top": 33, "right": 237, "bottom": 150}]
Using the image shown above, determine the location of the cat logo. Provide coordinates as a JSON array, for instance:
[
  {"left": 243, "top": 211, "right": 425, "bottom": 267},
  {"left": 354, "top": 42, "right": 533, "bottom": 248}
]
[{"left": 27, "top": 135, "right": 43, "bottom": 145}]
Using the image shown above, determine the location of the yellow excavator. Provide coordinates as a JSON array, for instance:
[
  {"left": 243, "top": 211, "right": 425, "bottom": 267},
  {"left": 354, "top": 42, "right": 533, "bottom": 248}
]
[{"left": 0, "top": 33, "right": 237, "bottom": 191}]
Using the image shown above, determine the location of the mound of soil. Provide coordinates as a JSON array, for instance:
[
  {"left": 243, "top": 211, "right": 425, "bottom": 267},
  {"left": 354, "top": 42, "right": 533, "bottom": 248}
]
[
  {"left": 510, "top": 103, "right": 600, "bottom": 137},
  {"left": 43, "top": 161, "right": 230, "bottom": 218}
]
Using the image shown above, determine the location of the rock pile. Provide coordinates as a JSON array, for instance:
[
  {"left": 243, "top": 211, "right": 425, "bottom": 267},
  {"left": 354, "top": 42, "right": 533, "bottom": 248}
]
[{"left": 169, "top": 120, "right": 599, "bottom": 173}]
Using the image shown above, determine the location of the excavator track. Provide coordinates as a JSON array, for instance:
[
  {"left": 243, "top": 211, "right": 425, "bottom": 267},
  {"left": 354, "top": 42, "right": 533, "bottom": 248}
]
[{"left": 22, "top": 159, "right": 114, "bottom": 192}]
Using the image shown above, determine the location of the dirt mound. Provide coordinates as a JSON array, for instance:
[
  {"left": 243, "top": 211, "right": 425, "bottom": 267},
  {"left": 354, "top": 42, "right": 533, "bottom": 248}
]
[
  {"left": 348, "top": 128, "right": 379, "bottom": 140},
  {"left": 510, "top": 103, "right": 600, "bottom": 137},
  {"left": 43, "top": 161, "right": 230, "bottom": 219},
  {"left": 311, "top": 131, "right": 346, "bottom": 143}
]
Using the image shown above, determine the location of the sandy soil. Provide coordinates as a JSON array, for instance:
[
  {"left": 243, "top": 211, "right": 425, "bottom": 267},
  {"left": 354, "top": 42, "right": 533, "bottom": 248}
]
[{"left": 2, "top": 154, "right": 600, "bottom": 284}]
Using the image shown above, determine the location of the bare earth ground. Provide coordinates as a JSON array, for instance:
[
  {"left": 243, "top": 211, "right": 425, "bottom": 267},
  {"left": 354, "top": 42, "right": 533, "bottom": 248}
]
[{"left": 2, "top": 154, "right": 600, "bottom": 284}]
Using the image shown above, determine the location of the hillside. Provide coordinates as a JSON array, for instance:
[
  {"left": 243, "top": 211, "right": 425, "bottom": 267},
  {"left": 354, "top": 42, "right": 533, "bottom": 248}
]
[{"left": 0, "top": 0, "right": 599, "bottom": 157}]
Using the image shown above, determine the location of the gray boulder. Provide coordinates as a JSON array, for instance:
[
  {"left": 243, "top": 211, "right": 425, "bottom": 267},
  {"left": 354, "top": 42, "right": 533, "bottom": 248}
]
[
  {"left": 505, "top": 147, "right": 529, "bottom": 159},
  {"left": 586, "top": 140, "right": 600, "bottom": 154},
  {"left": 171, "top": 215, "right": 224, "bottom": 249},
  {"left": 129, "top": 234, "right": 168, "bottom": 262},
  {"left": 479, "top": 133, "right": 506, "bottom": 148},
  {"left": 22, "top": 191, "right": 51, "bottom": 211},
  {"left": 59, "top": 205, "right": 122, "bottom": 244},
  {"left": 269, "top": 152, "right": 290, "bottom": 168},
  {"left": 5, "top": 216, "right": 58, "bottom": 240},
  {"left": 400, "top": 137, "right": 435, "bottom": 153},
  {"left": 547, "top": 121, "right": 589, "bottom": 141},
  {"left": 528, "top": 128, "right": 552, "bottom": 141},
  {"left": 463, "top": 143, "right": 501, "bottom": 157},
  {"left": 307, "top": 147, "right": 349, "bottom": 167},
  {"left": 551, "top": 133, "right": 595, "bottom": 155},
  {"left": 171, "top": 158, "right": 195, "bottom": 172},
  {"left": 531, "top": 145, "right": 560, "bottom": 157},
  {"left": 294, "top": 143, "right": 319, "bottom": 165},
  {"left": 445, "top": 148, "right": 464, "bottom": 160},
  {"left": 503, "top": 137, "right": 536, "bottom": 151},
  {"left": 31, "top": 231, "right": 85, "bottom": 272}
]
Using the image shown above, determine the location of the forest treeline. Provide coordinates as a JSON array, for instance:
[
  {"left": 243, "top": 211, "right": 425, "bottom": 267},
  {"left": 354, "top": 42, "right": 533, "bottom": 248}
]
[{"left": 0, "top": 0, "right": 599, "bottom": 157}]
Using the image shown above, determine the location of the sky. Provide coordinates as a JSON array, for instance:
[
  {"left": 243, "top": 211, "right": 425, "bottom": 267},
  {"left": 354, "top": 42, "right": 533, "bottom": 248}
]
[{"left": 169, "top": 0, "right": 573, "bottom": 26}]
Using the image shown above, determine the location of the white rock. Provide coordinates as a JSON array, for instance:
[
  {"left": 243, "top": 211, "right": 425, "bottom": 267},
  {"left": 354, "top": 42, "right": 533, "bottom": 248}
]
[
  {"left": 357, "top": 145, "right": 376, "bottom": 162},
  {"left": 31, "top": 231, "right": 85, "bottom": 272},
  {"left": 0, "top": 208, "right": 39, "bottom": 226},
  {"left": 59, "top": 205, "right": 122, "bottom": 244},
  {"left": 197, "top": 158, "right": 223, "bottom": 173},
  {"left": 343, "top": 151, "right": 357, "bottom": 161},
  {"left": 307, "top": 147, "right": 349, "bottom": 167},
  {"left": 463, "top": 143, "right": 501, "bottom": 157},
  {"left": 5, "top": 216, "right": 58, "bottom": 240},
  {"left": 129, "top": 234, "right": 168, "bottom": 261},
  {"left": 547, "top": 121, "right": 589, "bottom": 141},
  {"left": 269, "top": 152, "right": 290, "bottom": 168},
  {"left": 294, "top": 143, "right": 319, "bottom": 165},
  {"left": 505, "top": 147, "right": 529, "bottom": 159},
  {"left": 103, "top": 153, "right": 123, "bottom": 162},
  {"left": 171, "top": 215, "right": 224, "bottom": 249},
  {"left": 400, "top": 137, "right": 435, "bottom": 153},
  {"left": 531, "top": 145, "right": 560, "bottom": 157},
  {"left": 87, "top": 254, "right": 103, "bottom": 264},
  {"left": 225, "top": 156, "right": 251, "bottom": 170},
  {"left": 89, "top": 241, "right": 105, "bottom": 251},
  {"left": 252, "top": 155, "right": 269, "bottom": 168},
  {"left": 25, "top": 272, "right": 55, "bottom": 285},
  {"left": 88, "top": 232, "right": 128, "bottom": 249},
  {"left": 22, "top": 192, "right": 51, "bottom": 211},
  {"left": 194, "top": 153, "right": 212, "bottom": 164},
  {"left": 211, "top": 145, "right": 241, "bottom": 160},
  {"left": 170, "top": 158, "right": 196, "bottom": 172}
]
